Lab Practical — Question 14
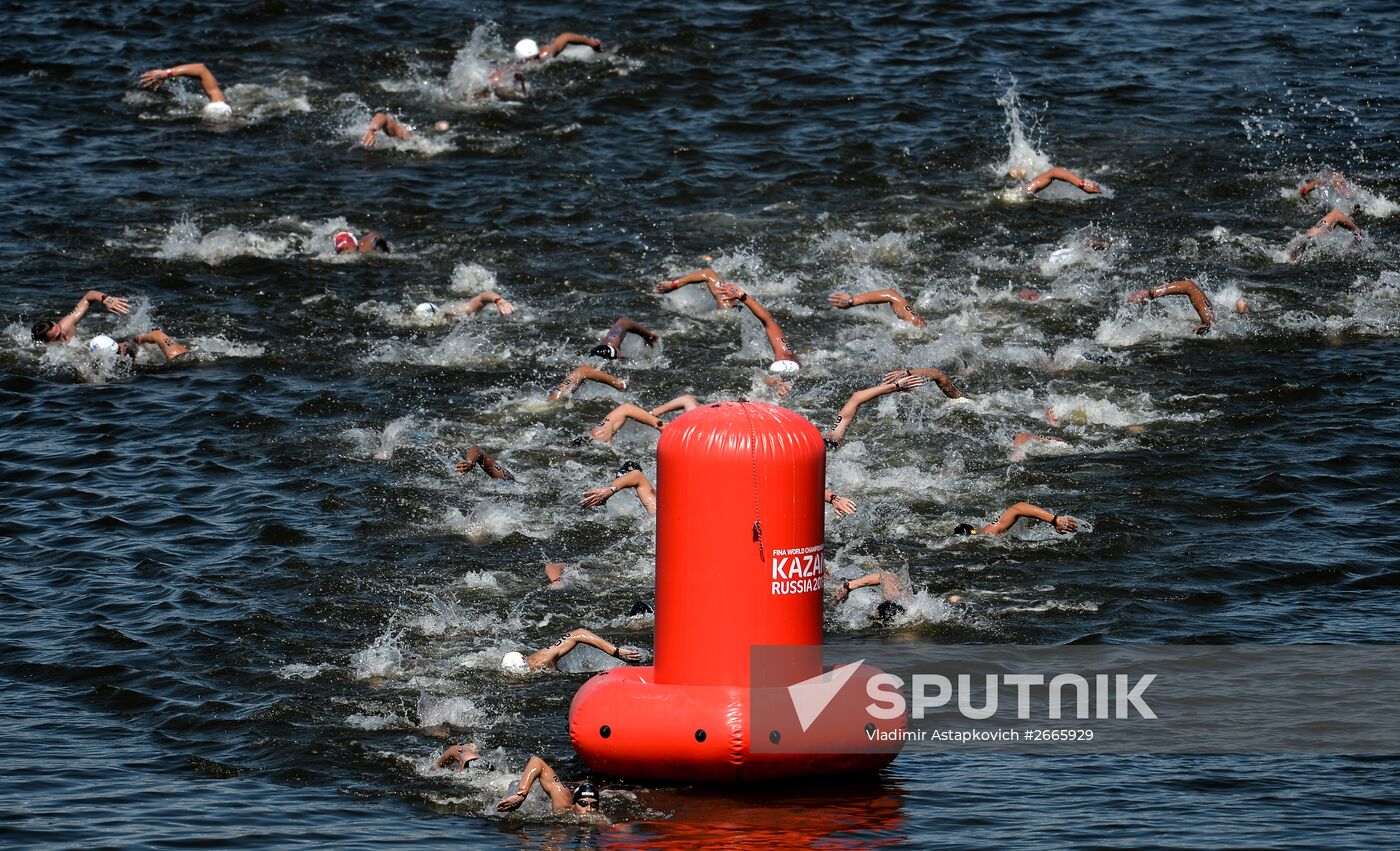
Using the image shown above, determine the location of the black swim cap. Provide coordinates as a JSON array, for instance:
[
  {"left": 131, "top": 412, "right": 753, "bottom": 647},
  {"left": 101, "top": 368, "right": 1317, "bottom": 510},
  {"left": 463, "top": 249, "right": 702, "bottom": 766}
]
[
  {"left": 589, "top": 344, "right": 619, "bottom": 360},
  {"left": 614, "top": 459, "right": 641, "bottom": 477},
  {"left": 953, "top": 523, "right": 978, "bottom": 536},
  {"left": 876, "top": 600, "right": 906, "bottom": 622},
  {"left": 627, "top": 600, "right": 654, "bottom": 617},
  {"left": 573, "top": 781, "right": 599, "bottom": 803}
]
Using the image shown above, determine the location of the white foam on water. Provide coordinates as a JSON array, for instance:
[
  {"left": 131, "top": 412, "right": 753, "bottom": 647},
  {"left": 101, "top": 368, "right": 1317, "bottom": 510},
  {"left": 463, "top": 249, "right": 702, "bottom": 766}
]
[
  {"left": 277, "top": 662, "right": 334, "bottom": 680},
  {"left": 346, "top": 712, "right": 412, "bottom": 731},
  {"left": 351, "top": 628, "right": 406, "bottom": 680}
]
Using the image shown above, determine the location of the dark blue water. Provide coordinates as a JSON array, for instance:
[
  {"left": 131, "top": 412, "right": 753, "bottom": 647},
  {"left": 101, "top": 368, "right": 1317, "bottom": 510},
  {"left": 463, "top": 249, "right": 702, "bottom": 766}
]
[{"left": 4, "top": 1, "right": 1399, "bottom": 846}]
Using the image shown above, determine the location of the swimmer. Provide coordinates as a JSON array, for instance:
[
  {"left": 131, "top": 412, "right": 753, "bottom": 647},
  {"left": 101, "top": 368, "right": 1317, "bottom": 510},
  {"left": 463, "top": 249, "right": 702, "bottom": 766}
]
[
  {"left": 824, "top": 489, "right": 857, "bottom": 517},
  {"left": 831, "top": 570, "right": 905, "bottom": 621},
  {"left": 513, "top": 33, "right": 605, "bottom": 62},
  {"left": 1285, "top": 208, "right": 1364, "bottom": 260},
  {"left": 31, "top": 290, "right": 190, "bottom": 361},
  {"left": 544, "top": 562, "right": 573, "bottom": 590},
  {"left": 714, "top": 283, "right": 800, "bottom": 373},
  {"left": 455, "top": 445, "right": 515, "bottom": 480},
  {"left": 591, "top": 317, "right": 658, "bottom": 360},
  {"left": 1126, "top": 279, "right": 1214, "bottom": 335},
  {"left": 1010, "top": 432, "right": 1068, "bottom": 462},
  {"left": 332, "top": 230, "right": 391, "bottom": 254},
  {"left": 500, "top": 628, "right": 642, "bottom": 674},
  {"left": 439, "top": 290, "right": 515, "bottom": 317},
  {"left": 578, "top": 402, "right": 664, "bottom": 444},
  {"left": 496, "top": 755, "right": 605, "bottom": 817},
  {"left": 432, "top": 742, "right": 486, "bottom": 772},
  {"left": 656, "top": 266, "right": 728, "bottom": 309},
  {"left": 138, "top": 62, "right": 231, "bottom": 118},
  {"left": 359, "top": 112, "right": 452, "bottom": 148},
  {"left": 882, "top": 368, "right": 964, "bottom": 400},
  {"left": 953, "top": 502, "right": 1078, "bottom": 536},
  {"left": 1298, "top": 170, "right": 1352, "bottom": 200},
  {"left": 581, "top": 463, "right": 656, "bottom": 515},
  {"left": 824, "top": 373, "right": 927, "bottom": 448},
  {"left": 550, "top": 364, "right": 627, "bottom": 402},
  {"left": 827, "top": 289, "right": 926, "bottom": 328},
  {"left": 1017, "top": 288, "right": 1043, "bottom": 302},
  {"left": 1008, "top": 166, "right": 1101, "bottom": 195}
]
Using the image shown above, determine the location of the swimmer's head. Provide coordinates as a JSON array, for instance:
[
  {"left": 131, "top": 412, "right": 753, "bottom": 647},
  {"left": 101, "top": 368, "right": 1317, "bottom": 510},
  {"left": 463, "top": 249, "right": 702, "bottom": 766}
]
[
  {"left": 432, "top": 120, "right": 450, "bottom": 132},
  {"left": 500, "top": 651, "right": 530, "bottom": 674},
  {"left": 514, "top": 38, "right": 540, "bottom": 60},
  {"left": 31, "top": 320, "right": 60, "bottom": 342},
  {"left": 88, "top": 334, "right": 119, "bottom": 354},
  {"left": 614, "top": 459, "right": 642, "bottom": 477},
  {"left": 590, "top": 343, "right": 619, "bottom": 360},
  {"left": 333, "top": 231, "right": 359, "bottom": 254},
  {"left": 1007, "top": 166, "right": 1029, "bottom": 181},
  {"left": 203, "top": 100, "right": 232, "bottom": 120},
  {"left": 769, "top": 359, "right": 800, "bottom": 374},
  {"left": 413, "top": 302, "right": 439, "bottom": 317},
  {"left": 627, "top": 600, "right": 654, "bottom": 618},
  {"left": 571, "top": 781, "right": 599, "bottom": 812},
  {"left": 875, "top": 600, "right": 906, "bottom": 622},
  {"left": 953, "top": 523, "right": 979, "bottom": 536},
  {"left": 1235, "top": 298, "right": 1249, "bottom": 315}
]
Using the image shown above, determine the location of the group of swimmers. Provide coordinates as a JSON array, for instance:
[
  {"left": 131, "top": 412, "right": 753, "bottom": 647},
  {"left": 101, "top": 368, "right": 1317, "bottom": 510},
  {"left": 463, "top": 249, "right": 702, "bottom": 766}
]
[{"left": 24, "top": 32, "right": 1378, "bottom": 819}]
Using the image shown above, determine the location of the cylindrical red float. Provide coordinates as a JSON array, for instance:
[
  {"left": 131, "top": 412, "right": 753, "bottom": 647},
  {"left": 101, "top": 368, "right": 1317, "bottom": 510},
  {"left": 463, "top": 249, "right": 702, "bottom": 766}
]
[
  {"left": 570, "top": 401, "right": 903, "bottom": 783},
  {"left": 655, "top": 401, "right": 825, "bottom": 687}
]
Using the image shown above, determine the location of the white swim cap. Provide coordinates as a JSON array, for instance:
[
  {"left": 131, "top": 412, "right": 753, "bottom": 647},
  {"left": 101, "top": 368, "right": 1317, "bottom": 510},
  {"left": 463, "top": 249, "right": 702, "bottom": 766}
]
[
  {"left": 514, "top": 38, "right": 540, "bottom": 59},
  {"left": 203, "top": 100, "right": 232, "bottom": 120},
  {"left": 769, "top": 359, "right": 801, "bottom": 374},
  {"left": 88, "top": 334, "right": 119, "bottom": 354},
  {"left": 413, "top": 302, "right": 439, "bottom": 317},
  {"left": 501, "top": 651, "right": 530, "bottom": 674}
]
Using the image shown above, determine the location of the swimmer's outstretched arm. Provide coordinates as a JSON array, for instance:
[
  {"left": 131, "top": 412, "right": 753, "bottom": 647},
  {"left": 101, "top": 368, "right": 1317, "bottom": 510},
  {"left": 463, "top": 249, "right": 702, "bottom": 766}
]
[
  {"left": 1127, "top": 279, "right": 1214, "bottom": 334},
  {"left": 883, "top": 368, "right": 963, "bottom": 399},
  {"left": 57, "top": 291, "right": 131, "bottom": 339},
  {"left": 432, "top": 743, "right": 482, "bottom": 771},
  {"left": 983, "top": 502, "right": 1077, "bottom": 535},
  {"left": 456, "top": 445, "right": 514, "bottom": 480},
  {"left": 824, "top": 488, "right": 857, "bottom": 517},
  {"left": 540, "top": 628, "right": 640, "bottom": 666},
  {"left": 589, "top": 403, "right": 663, "bottom": 443},
  {"left": 826, "top": 374, "right": 925, "bottom": 445},
  {"left": 443, "top": 291, "right": 514, "bottom": 317},
  {"left": 1023, "top": 167, "right": 1100, "bottom": 195},
  {"left": 657, "top": 268, "right": 726, "bottom": 307},
  {"left": 497, "top": 755, "right": 573, "bottom": 813},
  {"left": 581, "top": 469, "right": 656, "bottom": 515},
  {"left": 715, "top": 283, "right": 800, "bottom": 365},
  {"left": 601, "top": 318, "right": 659, "bottom": 349},
  {"left": 539, "top": 32, "right": 604, "bottom": 58},
  {"left": 139, "top": 63, "right": 225, "bottom": 102},
  {"left": 832, "top": 571, "right": 901, "bottom": 604},
  {"left": 130, "top": 330, "right": 189, "bottom": 361},
  {"left": 649, "top": 395, "right": 699, "bottom": 418},
  {"left": 827, "top": 289, "right": 926, "bottom": 327},
  {"left": 1310, "top": 208, "right": 1362, "bottom": 237},
  {"left": 550, "top": 364, "right": 626, "bottom": 401},
  {"left": 361, "top": 112, "right": 413, "bottom": 148}
]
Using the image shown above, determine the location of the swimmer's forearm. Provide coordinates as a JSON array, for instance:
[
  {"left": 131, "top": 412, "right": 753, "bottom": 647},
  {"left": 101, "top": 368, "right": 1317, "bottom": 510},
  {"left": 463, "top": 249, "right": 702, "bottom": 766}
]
[
  {"left": 904, "top": 368, "right": 962, "bottom": 399},
  {"left": 847, "top": 573, "right": 884, "bottom": 590}
]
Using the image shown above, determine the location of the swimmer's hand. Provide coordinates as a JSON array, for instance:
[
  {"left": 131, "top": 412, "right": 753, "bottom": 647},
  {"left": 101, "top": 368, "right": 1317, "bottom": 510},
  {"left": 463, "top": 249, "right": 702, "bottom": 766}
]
[
  {"left": 139, "top": 68, "right": 171, "bottom": 90},
  {"left": 1079, "top": 179, "right": 1102, "bottom": 194},
  {"left": 655, "top": 280, "right": 676, "bottom": 294},
  {"left": 884, "top": 374, "right": 926, "bottom": 392},
  {"left": 455, "top": 458, "right": 477, "bottom": 475},
  {"left": 433, "top": 743, "right": 480, "bottom": 771},
  {"left": 831, "top": 495, "right": 857, "bottom": 517},
  {"left": 581, "top": 487, "right": 614, "bottom": 508},
  {"left": 89, "top": 292, "right": 132, "bottom": 315},
  {"left": 832, "top": 580, "right": 851, "bottom": 604},
  {"left": 1193, "top": 322, "right": 1212, "bottom": 336},
  {"left": 615, "top": 647, "right": 641, "bottom": 662},
  {"left": 1126, "top": 289, "right": 1153, "bottom": 305},
  {"left": 714, "top": 282, "right": 747, "bottom": 308},
  {"left": 360, "top": 128, "right": 378, "bottom": 148},
  {"left": 827, "top": 292, "right": 855, "bottom": 309},
  {"left": 495, "top": 298, "right": 516, "bottom": 316},
  {"left": 1052, "top": 515, "right": 1079, "bottom": 534},
  {"left": 496, "top": 790, "right": 528, "bottom": 812}
]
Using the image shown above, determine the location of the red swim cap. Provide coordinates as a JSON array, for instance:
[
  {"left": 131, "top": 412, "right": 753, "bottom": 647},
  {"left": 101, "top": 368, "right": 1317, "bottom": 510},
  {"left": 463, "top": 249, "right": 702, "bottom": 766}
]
[{"left": 333, "top": 231, "right": 358, "bottom": 253}]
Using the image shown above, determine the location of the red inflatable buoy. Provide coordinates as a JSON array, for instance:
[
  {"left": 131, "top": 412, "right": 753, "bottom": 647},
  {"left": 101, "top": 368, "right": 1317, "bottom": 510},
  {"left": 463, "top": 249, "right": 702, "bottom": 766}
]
[{"left": 569, "top": 401, "right": 903, "bottom": 783}]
